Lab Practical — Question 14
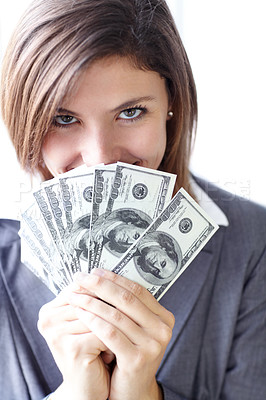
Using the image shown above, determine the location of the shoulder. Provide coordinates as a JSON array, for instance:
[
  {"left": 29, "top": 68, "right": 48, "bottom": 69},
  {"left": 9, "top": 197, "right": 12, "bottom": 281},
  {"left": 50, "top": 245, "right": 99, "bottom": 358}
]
[
  {"left": 0, "top": 219, "right": 20, "bottom": 248},
  {"left": 195, "top": 176, "right": 266, "bottom": 232},
  {"left": 194, "top": 176, "right": 266, "bottom": 268},
  {"left": 193, "top": 176, "right": 266, "bottom": 286}
]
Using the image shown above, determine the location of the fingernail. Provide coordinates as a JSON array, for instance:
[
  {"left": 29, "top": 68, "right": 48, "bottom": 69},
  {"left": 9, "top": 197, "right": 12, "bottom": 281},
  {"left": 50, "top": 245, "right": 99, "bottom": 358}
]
[
  {"left": 91, "top": 268, "right": 105, "bottom": 276},
  {"left": 73, "top": 271, "right": 89, "bottom": 283}
]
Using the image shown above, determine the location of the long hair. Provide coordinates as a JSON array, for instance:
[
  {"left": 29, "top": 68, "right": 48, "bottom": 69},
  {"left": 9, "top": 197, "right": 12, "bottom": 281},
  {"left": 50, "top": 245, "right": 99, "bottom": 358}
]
[{"left": 1, "top": 0, "right": 197, "bottom": 194}]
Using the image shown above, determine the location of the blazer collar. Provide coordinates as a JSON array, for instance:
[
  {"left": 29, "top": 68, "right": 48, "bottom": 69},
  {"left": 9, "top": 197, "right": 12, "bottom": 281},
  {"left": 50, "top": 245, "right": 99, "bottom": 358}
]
[{"left": 190, "top": 177, "right": 229, "bottom": 227}]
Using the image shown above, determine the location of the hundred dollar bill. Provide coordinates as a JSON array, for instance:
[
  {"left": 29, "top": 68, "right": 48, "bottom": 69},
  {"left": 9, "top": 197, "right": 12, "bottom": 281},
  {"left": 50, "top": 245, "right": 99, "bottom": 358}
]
[
  {"left": 111, "top": 188, "right": 219, "bottom": 301},
  {"left": 42, "top": 178, "right": 66, "bottom": 240},
  {"left": 91, "top": 162, "right": 176, "bottom": 270},
  {"left": 20, "top": 201, "right": 72, "bottom": 282},
  {"left": 40, "top": 165, "right": 94, "bottom": 273},
  {"left": 88, "top": 164, "right": 116, "bottom": 270},
  {"left": 106, "top": 162, "right": 176, "bottom": 217},
  {"left": 33, "top": 186, "right": 78, "bottom": 275},
  {"left": 49, "top": 164, "right": 95, "bottom": 235},
  {"left": 58, "top": 166, "right": 94, "bottom": 272},
  {"left": 20, "top": 224, "right": 68, "bottom": 292}
]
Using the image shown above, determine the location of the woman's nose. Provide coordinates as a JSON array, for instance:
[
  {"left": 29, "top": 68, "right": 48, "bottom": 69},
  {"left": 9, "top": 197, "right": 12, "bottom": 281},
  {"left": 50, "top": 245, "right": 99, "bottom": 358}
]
[{"left": 80, "top": 129, "right": 121, "bottom": 166}]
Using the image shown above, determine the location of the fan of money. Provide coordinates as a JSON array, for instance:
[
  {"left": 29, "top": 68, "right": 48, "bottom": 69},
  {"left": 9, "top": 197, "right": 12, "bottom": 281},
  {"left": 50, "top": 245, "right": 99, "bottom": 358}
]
[{"left": 20, "top": 162, "right": 218, "bottom": 300}]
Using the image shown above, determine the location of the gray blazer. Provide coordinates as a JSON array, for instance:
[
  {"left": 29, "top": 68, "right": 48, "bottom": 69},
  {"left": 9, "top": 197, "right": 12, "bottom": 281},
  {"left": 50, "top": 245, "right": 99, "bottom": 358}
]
[{"left": 1, "top": 179, "right": 266, "bottom": 399}]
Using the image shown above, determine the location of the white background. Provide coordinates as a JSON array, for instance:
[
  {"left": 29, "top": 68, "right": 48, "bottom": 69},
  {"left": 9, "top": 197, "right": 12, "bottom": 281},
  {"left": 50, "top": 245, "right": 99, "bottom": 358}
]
[{"left": 0, "top": 0, "right": 265, "bottom": 219}]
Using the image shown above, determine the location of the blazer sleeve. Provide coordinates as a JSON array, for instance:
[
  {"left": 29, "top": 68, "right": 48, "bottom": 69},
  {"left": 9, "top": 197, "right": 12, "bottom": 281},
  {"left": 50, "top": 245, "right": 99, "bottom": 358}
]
[
  {"left": 220, "top": 244, "right": 266, "bottom": 399},
  {"left": 159, "top": 243, "right": 266, "bottom": 400}
]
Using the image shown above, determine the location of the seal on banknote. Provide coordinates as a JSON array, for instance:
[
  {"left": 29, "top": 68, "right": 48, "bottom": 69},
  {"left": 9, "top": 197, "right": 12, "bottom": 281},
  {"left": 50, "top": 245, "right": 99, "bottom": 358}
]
[
  {"left": 179, "top": 217, "right": 193, "bottom": 233},
  {"left": 132, "top": 183, "right": 148, "bottom": 200},
  {"left": 83, "top": 186, "right": 93, "bottom": 202}
]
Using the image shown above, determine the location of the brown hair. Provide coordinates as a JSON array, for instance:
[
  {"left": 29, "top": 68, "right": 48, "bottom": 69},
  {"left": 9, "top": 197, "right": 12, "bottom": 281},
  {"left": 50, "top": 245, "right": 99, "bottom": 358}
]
[{"left": 1, "top": 0, "right": 197, "bottom": 194}]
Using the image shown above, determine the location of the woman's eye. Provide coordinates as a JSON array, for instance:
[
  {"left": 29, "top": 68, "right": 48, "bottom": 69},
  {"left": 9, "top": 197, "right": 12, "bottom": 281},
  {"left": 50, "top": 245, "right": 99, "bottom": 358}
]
[
  {"left": 118, "top": 108, "right": 144, "bottom": 120},
  {"left": 53, "top": 115, "right": 78, "bottom": 126},
  {"left": 134, "top": 232, "right": 140, "bottom": 240}
]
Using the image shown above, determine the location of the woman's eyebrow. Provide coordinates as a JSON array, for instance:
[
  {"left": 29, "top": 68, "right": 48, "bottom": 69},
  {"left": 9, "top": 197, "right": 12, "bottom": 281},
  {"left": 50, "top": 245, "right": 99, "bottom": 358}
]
[
  {"left": 111, "top": 96, "right": 156, "bottom": 113},
  {"left": 56, "top": 107, "right": 81, "bottom": 117}
]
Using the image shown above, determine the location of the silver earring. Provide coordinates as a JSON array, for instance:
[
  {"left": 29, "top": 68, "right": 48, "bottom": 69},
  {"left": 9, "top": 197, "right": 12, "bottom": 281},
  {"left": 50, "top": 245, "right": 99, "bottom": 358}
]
[{"left": 168, "top": 111, "right": 174, "bottom": 118}]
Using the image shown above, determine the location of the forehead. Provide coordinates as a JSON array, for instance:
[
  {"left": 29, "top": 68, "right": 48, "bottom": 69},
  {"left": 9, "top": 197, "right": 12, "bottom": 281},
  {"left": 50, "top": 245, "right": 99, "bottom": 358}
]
[{"left": 62, "top": 56, "right": 168, "bottom": 107}]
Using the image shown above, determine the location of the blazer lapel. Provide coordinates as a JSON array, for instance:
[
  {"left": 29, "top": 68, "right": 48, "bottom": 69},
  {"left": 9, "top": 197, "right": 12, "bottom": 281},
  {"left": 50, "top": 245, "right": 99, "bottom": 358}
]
[
  {"left": 157, "top": 227, "right": 225, "bottom": 372},
  {"left": 2, "top": 237, "right": 62, "bottom": 391}
]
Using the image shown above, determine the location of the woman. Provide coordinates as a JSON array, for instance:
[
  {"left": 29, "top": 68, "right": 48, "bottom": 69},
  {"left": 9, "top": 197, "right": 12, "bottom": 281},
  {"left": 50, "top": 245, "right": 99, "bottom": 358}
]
[{"left": 0, "top": 0, "right": 266, "bottom": 399}]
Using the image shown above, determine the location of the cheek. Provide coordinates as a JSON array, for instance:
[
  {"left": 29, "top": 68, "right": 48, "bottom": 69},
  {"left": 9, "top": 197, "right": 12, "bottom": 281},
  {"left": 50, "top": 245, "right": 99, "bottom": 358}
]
[
  {"left": 129, "top": 125, "right": 167, "bottom": 164},
  {"left": 147, "top": 127, "right": 167, "bottom": 166},
  {"left": 157, "top": 128, "right": 167, "bottom": 153},
  {"left": 41, "top": 132, "right": 73, "bottom": 173},
  {"left": 41, "top": 134, "right": 56, "bottom": 160}
]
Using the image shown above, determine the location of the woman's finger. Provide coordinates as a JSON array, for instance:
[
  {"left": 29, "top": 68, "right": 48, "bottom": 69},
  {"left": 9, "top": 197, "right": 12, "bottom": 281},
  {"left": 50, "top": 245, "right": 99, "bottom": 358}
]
[{"left": 73, "top": 270, "right": 175, "bottom": 330}]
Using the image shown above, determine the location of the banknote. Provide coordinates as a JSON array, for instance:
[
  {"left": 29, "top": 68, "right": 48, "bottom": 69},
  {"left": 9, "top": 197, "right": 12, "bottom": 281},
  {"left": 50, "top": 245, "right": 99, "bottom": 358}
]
[
  {"left": 58, "top": 167, "right": 94, "bottom": 272},
  {"left": 21, "top": 165, "right": 97, "bottom": 280},
  {"left": 20, "top": 163, "right": 220, "bottom": 302},
  {"left": 112, "top": 188, "right": 219, "bottom": 300},
  {"left": 20, "top": 224, "right": 68, "bottom": 292},
  {"left": 33, "top": 187, "right": 77, "bottom": 275},
  {"left": 42, "top": 177, "right": 65, "bottom": 237},
  {"left": 20, "top": 201, "right": 72, "bottom": 282},
  {"left": 106, "top": 162, "right": 176, "bottom": 217},
  {"left": 41, "top": 165, "right": 94, "bottom": 273},
  {"left": 88, "top": 164, "right": 116, "bottom": 270},
  {"left": 91, "top": 162, "right": 176, "bottom": 270}
]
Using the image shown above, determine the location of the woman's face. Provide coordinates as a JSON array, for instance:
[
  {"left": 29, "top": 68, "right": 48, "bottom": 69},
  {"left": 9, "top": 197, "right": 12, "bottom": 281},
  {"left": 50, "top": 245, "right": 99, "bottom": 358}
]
[{"left": 42, "top": 56, "right": 171, "bottom": 176}]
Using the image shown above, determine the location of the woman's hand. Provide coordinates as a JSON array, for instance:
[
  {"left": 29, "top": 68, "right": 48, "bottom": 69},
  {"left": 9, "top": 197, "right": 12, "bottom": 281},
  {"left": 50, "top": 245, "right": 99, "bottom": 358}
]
[
  {"left": 38, "top": 284, "right": 113, "bottom": 400},
  {"left": 69, "top": 269, "right": 175, "bottom": 400}
]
